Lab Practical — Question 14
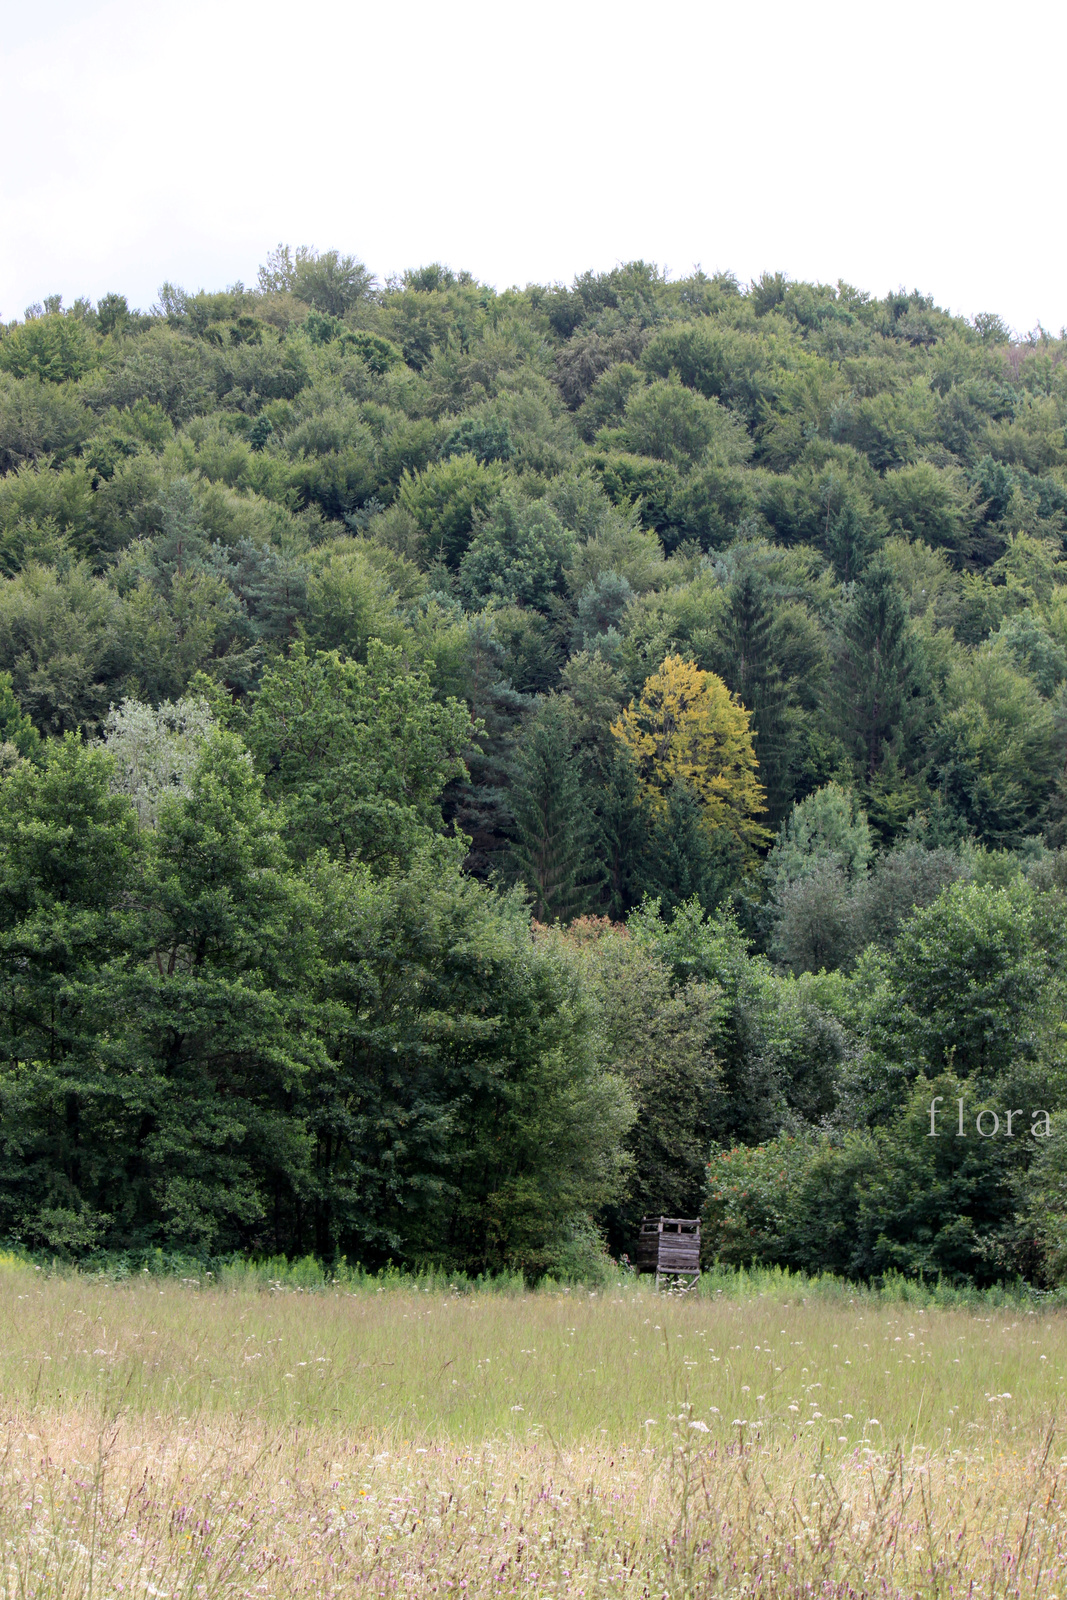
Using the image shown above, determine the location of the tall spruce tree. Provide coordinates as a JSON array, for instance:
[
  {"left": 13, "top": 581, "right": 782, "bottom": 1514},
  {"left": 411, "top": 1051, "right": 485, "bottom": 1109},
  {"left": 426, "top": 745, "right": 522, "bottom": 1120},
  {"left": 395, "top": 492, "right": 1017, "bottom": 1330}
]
[
  {"left": 834, "top": 560, "right": 926, "bottom": 786},
  {"left": 594, "top": 744, "right": 650, "bottom": 920},
  {"left": 638, "top": 782, "right": 745, "bottom": 915},
  {"left": 510, "top": 699, "right": 593, "bottom": 922},
  {"left": 713, "top": 570, "right": 793, "bottom": 824}
]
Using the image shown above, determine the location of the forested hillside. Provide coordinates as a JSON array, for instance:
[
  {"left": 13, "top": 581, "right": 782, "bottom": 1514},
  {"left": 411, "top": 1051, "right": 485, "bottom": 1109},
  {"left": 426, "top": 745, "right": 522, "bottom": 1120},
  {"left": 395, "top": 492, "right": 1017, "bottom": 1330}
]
[{"left": 2, "top": 249, "right": 1067, "bottom": 1283}]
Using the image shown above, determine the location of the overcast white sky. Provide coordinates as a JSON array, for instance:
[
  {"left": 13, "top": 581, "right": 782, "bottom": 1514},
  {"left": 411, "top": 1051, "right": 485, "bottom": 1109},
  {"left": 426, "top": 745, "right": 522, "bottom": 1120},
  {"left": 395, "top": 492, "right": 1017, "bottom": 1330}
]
[{"left": 1, "top": 0, "right": 1063, "bottom": 335}]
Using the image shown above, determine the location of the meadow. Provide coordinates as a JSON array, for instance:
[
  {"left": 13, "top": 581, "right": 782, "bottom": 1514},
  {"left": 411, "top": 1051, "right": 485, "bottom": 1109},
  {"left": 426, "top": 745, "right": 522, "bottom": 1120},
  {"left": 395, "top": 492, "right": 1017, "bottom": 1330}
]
[{"left": 1, "top": 1262, "right": 1066, "bottom": 1597}]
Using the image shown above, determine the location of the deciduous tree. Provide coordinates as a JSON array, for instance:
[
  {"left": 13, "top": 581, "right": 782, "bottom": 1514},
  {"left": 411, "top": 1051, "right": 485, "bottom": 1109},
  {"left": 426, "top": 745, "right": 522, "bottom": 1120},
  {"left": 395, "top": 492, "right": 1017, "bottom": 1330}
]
[{"left": 612, "top": 653, "right": 768, "bottom": 851}]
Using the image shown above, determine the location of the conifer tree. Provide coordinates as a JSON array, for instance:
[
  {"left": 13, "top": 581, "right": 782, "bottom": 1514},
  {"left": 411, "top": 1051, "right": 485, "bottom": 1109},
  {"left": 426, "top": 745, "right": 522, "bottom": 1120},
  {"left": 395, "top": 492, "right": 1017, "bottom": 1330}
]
[
  {"left": 510, "top": 699, "right": 593, "bottom": 923},
  {"left": 714, "top": 570, "right": 793, "bottom": 823},
  {"left": 834, "top": 561, "right": 925, "bottom": 783},
  {"left": 594, "top": 745, "right": 650, "bottom": 920}
]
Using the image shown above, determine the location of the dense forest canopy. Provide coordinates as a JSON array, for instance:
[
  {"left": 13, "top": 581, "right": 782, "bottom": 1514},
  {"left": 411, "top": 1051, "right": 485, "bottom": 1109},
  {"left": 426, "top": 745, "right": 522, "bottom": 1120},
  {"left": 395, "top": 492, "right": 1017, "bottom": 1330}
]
[{"left": 2, "top": 249, "right": 1067, "bottom": 1284}]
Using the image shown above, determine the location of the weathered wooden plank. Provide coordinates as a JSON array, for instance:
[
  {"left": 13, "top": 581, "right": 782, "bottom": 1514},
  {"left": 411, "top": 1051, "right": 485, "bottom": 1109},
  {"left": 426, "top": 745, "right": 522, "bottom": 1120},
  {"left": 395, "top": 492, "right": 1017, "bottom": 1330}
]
[{"left": 635, "top": 1215, "right": 701, "bottom": 1279}]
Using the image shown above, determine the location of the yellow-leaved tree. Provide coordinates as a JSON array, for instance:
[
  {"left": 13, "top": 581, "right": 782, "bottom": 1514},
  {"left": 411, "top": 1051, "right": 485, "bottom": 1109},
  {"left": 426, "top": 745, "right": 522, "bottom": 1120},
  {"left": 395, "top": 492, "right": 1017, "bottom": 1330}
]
[{"left": 612, "top": 653, "right": 769, "bottom": 849}]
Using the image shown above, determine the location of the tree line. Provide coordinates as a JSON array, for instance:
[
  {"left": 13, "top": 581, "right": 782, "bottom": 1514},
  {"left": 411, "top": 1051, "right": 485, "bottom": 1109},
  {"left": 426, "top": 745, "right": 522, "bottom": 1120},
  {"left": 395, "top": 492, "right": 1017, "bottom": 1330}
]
[{"left": 1, "top": 251, "right": 1066, "bottom": 1282}]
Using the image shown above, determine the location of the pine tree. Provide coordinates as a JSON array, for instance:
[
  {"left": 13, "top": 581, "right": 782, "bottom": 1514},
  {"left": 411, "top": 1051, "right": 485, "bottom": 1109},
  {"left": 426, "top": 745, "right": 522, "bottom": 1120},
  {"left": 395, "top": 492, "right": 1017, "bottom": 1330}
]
[
  {"left": 834, "top": 561, "right": 925, "bottom": 784},
  {"left": 510, "top": 700, "right": 593, "bottom": 923},
  {"left": 714, "top": 570, "right": 793, "bottom": 824},
  {"left": 639, "top": 782, "right": 745, "bottom": 915},
  {"left": 825, "top": 502, "right": 879, "bottom": 583},
  {"left": 594, "top": 745, "right": 650, "bottom": 920}
]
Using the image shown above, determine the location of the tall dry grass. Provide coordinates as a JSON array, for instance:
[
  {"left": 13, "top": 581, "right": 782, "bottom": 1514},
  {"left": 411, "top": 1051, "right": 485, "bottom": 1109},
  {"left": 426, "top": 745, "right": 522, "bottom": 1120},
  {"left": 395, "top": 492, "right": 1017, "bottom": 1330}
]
[{"left": 2, "top": 1263, "right": 1067, "bottom": 1596}]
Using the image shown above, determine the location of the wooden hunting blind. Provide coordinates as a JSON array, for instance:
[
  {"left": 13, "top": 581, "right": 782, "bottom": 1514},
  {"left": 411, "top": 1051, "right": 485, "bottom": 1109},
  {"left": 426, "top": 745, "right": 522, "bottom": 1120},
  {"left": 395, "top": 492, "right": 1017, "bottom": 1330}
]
[{"left": 635, "top": 1216, "right": 700, "bottom": 1290}]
